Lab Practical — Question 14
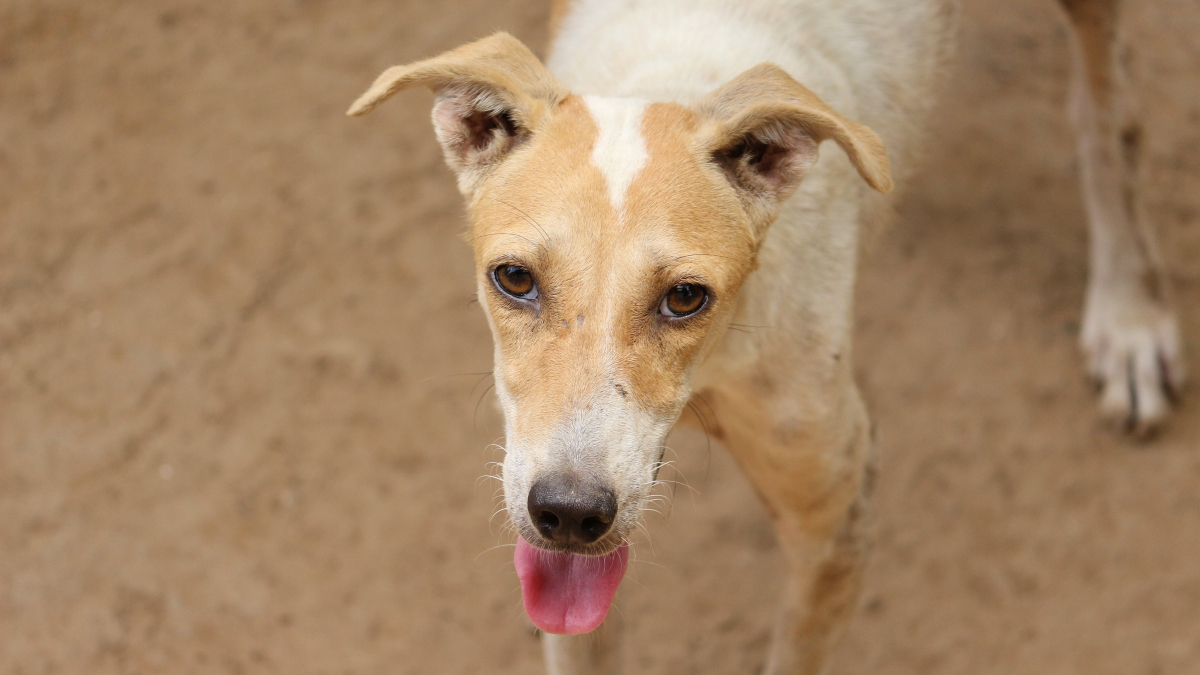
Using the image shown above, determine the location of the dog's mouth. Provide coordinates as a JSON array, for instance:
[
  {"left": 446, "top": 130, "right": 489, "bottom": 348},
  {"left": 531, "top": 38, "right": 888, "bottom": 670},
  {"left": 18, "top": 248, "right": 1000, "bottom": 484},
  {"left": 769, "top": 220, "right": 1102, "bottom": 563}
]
[{"left": 514, "top": 537, "right": 630, "bottom": 635}]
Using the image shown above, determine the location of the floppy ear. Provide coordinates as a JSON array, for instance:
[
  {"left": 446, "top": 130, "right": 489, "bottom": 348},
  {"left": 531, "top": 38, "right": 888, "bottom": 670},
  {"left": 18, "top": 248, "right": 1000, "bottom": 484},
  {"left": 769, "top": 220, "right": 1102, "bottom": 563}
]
[
  {"left": 347, "top": 32, "right": 569, "bottom": 195},
  {"left": 693, "top": 64, "right": 892, "bottom": 226}
]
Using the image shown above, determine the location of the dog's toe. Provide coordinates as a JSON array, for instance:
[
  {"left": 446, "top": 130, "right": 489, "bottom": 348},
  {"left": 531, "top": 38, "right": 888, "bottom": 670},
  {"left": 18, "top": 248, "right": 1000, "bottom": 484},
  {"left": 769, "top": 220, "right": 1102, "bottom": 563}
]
[
  {"left": 1083, "top": 296, "right": 1185, "bottom": 436},
  {"left": 1095, "top": 351, "right": 1168, "bottom": 435}
]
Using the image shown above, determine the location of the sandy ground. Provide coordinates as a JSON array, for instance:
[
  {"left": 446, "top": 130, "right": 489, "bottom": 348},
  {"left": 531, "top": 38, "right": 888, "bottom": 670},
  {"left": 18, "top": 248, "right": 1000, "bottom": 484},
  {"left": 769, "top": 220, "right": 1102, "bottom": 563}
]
[{"left": 2, "top": 1, "right": 1199, "bottom": 673}]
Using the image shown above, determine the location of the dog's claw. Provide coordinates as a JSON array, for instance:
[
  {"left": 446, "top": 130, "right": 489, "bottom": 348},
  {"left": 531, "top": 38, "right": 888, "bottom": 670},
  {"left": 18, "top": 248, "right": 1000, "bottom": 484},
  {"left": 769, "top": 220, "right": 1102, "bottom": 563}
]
[{"left": 1083, "top": 291, "right": 1185, "bottom": 436}]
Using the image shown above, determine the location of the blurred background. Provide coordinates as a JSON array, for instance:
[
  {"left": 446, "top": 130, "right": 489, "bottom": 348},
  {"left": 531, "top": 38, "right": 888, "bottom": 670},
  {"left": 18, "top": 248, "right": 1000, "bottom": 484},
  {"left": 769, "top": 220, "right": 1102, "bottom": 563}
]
[{"left": 2, "top": 1, "right": 1199, "bottom": 673}]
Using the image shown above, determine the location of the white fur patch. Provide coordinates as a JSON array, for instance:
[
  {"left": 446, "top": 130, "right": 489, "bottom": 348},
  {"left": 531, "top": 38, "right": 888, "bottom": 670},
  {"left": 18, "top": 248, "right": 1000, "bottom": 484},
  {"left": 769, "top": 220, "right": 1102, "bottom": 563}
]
[{"left": 583, "top": 96, "right": 648, "bottom": 211}]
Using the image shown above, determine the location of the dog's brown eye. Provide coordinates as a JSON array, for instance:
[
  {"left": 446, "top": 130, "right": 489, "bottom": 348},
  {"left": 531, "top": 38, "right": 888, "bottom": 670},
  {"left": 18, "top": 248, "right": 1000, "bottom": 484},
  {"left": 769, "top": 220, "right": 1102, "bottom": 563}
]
[
  {"left": 661, "top": 284, "right": 707, "bottom": 318},
  {"left": 495, "top": 265, "right": 537, "bottom": 300}
]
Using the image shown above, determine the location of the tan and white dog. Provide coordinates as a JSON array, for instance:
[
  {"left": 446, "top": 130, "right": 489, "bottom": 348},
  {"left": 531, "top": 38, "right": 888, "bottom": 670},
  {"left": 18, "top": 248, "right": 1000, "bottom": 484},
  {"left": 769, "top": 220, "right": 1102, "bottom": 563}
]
[{"left": 348, "top": 1, "right": 1185, "bottom": 672}]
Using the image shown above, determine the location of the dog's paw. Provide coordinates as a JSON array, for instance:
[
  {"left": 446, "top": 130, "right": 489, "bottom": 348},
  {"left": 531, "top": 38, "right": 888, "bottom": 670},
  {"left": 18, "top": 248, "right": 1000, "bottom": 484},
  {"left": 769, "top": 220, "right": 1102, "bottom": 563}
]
[{"left": 1081, "top": 287, "right": 1185, "bottom": 435}]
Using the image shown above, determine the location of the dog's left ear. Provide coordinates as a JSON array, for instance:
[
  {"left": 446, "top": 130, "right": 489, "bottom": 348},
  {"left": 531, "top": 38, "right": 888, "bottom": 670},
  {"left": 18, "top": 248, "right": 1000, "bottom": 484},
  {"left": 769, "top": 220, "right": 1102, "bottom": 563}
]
[
  {"left": 348, "top": 32, "right": 569, "bottom": 196},
  {"left": 694, "top": 63, "right": 892, "bottom": 228}
]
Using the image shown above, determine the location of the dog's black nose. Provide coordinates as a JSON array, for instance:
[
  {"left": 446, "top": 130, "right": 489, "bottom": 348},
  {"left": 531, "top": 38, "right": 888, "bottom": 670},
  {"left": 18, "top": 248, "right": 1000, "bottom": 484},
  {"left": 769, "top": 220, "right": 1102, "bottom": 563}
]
[{"left": 527, "top": 476, "right": 617, "bottom": 545}]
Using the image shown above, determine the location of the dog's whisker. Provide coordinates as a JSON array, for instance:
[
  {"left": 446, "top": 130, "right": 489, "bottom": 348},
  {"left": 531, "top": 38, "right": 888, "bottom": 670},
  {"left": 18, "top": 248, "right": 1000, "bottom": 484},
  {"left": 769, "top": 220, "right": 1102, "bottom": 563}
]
[
  {"left": 624, "top": 534, "right": 671, "bottom": 576},
  {"left": 668, "top": 251, "right": 740, "bottom": 264},
  {"left": 474, "top": 542, "right": 518, "bottom": 562},
  {"left": 472, "top": 381, "right": 497, "bottom": 435},
  {"left": 467, "top": 230, "right": 546, "bottom": 251},
  {"left": 488, "top": 504, "right": 512, "bottom": 529},
  {"left": 468, "top": 371, "right": 495, "bottom": 397},
  {"left": 492, "top": 198, "right": 551, "bottom": 249},
  {"left": 683, "top": 398, "right": 716, "bottom": 484},
  {"left": 418, "top": 370, "right": 495, "bottom": 384},
  {"left": 644, "top": 474, "right": 698, "bottom": 495}
]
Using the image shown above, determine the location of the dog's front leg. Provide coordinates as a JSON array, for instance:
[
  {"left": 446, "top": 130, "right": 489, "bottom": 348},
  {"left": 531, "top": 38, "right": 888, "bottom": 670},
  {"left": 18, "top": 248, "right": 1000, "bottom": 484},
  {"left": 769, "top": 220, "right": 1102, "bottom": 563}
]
[
  {"left": 541, "top": 618, "right": 622, "bottom": 675},
  {"left": 1059, "top": 0, "right": 1186, "bottom": 431},
  {"left": 702, "top": 379, "right": 874, "bottom": 675}
]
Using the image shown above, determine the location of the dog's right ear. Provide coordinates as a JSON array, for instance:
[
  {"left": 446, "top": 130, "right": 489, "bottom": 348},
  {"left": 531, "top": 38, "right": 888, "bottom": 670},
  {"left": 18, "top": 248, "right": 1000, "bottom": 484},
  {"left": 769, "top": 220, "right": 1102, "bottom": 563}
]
[{"left": 348, "top": 32, "right": 569, "bottom": 196}]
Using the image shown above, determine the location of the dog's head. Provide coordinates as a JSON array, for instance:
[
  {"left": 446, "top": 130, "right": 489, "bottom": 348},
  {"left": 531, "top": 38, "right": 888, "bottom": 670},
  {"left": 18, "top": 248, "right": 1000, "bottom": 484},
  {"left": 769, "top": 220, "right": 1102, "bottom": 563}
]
[{"left": 350, "top": 33, "right": 889, "bottom": 560}]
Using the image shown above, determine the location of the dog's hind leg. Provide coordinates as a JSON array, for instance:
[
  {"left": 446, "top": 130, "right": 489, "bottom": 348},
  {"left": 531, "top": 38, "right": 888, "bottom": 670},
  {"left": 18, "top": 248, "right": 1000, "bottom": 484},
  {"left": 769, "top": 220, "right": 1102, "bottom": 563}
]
[
  {"left": 699, "top": 376, "right": 875, "bottom": 675},
  {"left": 541, "top": 619, "right": 622, "bottom": 675},
  {"left": 1058, "top": 0, "right": 1185, "bottom": 432}
]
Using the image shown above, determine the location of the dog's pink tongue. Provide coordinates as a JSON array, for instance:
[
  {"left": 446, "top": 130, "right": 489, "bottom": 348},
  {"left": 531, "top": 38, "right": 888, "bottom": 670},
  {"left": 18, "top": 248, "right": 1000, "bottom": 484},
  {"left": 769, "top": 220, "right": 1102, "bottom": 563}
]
[{"left": 514, "top": 538, "right": 629, "bottom": 635}]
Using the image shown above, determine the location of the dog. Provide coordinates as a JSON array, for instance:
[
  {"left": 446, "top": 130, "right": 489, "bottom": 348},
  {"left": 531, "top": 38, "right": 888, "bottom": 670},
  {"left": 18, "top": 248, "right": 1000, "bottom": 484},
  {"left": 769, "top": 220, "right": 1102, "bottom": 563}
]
[{"left": 347, "top": 1, "right": 1185, "bottom": 672}]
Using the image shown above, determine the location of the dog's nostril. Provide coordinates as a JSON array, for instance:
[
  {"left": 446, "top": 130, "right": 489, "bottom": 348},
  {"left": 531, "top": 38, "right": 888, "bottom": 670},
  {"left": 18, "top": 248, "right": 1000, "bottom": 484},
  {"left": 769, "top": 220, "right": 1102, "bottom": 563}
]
[
  {"left": 535, "top": 511, "right": 560, "bottom": 536},
  {"left": 527, "top": 476, "right": 618, "bottom": 545},
  {"left": 579, "top": 516, "right": 612, "bottom": 541}
]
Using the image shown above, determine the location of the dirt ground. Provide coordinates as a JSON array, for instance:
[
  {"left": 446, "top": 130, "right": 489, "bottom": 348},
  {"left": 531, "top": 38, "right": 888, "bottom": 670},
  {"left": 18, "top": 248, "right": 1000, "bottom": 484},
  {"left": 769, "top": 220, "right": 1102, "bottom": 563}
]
[{"left": 2, "top": 1, "right": 1199, "bottom": 673}]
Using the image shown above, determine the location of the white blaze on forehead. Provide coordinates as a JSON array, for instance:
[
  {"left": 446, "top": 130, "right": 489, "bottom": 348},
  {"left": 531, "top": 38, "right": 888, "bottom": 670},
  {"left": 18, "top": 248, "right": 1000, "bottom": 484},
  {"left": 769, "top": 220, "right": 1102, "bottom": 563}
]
[{"left": 583, "top": 95, "right": 648, "bottom": 211}]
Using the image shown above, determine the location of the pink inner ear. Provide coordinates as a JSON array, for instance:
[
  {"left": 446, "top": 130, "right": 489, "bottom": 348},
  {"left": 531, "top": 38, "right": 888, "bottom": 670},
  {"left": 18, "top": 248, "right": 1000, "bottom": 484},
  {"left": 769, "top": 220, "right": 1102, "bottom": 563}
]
[
  {"left": 747, "top": 138, "right": 794, "bottom": 188},
  {"left": 463, "top": 109, "right": 518, "bottom": 151},
  {"left": 716, "top": 124, "right": 819, "bottom": 196},
  {"left": 432, "top": 92, "right": 520, "bottom": 161},
  {"left": 758, "top": 124, "right": 819, "bottom": 190}
]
